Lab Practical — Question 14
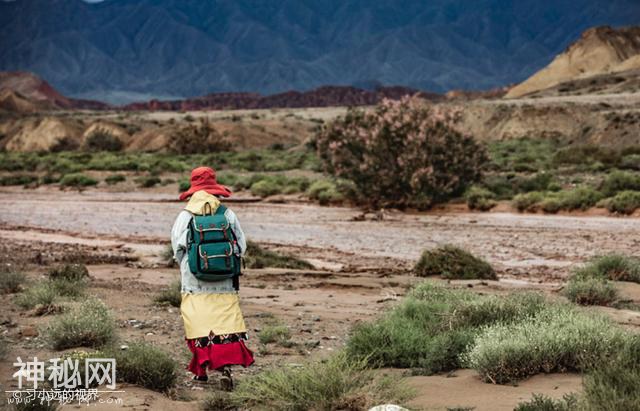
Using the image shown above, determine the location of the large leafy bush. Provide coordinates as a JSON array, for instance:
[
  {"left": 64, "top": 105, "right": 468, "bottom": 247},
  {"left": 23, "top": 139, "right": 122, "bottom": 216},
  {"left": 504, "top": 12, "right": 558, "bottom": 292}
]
[{"left": 316, "top": 97, "right": 487, "bottom": 209}]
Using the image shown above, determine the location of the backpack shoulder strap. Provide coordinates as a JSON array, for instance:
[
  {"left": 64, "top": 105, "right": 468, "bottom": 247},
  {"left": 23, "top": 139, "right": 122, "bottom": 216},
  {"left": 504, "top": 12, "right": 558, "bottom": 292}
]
[{"left": 215, "top": 204, "right": 228, "bottom": 216}]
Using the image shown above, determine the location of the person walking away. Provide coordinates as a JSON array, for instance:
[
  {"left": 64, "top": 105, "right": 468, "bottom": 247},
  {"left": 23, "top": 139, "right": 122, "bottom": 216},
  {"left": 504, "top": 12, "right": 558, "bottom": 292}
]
[{"left": 171, "top": 166, "right": 253, "bottom": 389}]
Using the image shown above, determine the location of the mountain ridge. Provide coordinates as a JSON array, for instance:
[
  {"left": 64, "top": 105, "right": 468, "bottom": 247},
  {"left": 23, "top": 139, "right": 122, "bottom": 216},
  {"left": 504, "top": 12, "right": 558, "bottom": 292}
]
[{"left": 2, "top": 0, "right": 639, "bottom": 104}]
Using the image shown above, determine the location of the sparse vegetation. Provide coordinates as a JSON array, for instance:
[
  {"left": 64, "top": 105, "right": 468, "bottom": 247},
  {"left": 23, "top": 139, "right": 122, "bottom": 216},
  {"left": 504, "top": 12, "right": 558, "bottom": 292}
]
[
  {"left": 414, "top": 245, "right": 496, "bottom": 280},
  {"left": 83, "top": 131, "right": 123, "bottom": 152},
  {"left": 47, "top": 263, "right": 90, "bottom": 281},
  {"left": 170, "top": 119, "right": 232, "bottom": 154},
  {"left": 258, "top": 322, "right": 291, "bottom": 346},
  {"left": 245, "top": 241, "right": 313, "bottom": 270},
  {"left": 564, "top": 276, "right": 618, "bottom": 306},
  {"left": 231, "top": 353, "right": 413, "bottom": 410},
  {"left": 602, "top": 190, "right": 640, "bottom": 214},
  {"left": 107, "top": 341, "right": 178, "bottom": 392},
  {"left": 135, "top": 175, "right": 161, "bottom": 188},
  {"left": 105, "top": 174, "right": 126, "bottom": 185},
  {"left": 574, "top": 254, "right": 640, "bottom": 283},
  {"left": 462, "top": 304, "right": 628, "bottom": 384},
  {"left": 0, "top": 265, "right": 25, "bottom": 293},
  {"left": 44, "top": 298, "right": 116, "bottom": 350},
  {"left": 465, "top": 186, "right": 496, "bottom": 211},
  {"left": 515, "top": 394, "right": 579, "bottom": 411},
  {"left": 154, "top": 280, "right": 181, "bottom": 307},
  {"left": 347, "top": 282, "right": 544, "bottom": 373},
  {"left": 306, "top": 179, "right": 344, "bottom": 205},
  {"left": 59, "top": 173, "right": 98, "bottom": 188}
]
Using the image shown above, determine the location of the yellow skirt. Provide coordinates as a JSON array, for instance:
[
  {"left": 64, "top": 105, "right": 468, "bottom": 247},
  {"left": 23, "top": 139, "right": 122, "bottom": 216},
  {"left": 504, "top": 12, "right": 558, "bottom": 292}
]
[{"left": 180, "top": 293, "right": 248, "bottom": 339}]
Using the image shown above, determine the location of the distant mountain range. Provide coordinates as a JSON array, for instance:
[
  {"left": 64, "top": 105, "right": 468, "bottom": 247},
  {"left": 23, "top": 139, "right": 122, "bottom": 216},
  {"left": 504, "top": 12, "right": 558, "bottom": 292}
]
[{"left": 1, "top": 0, "right": 639, "bottom": 104}]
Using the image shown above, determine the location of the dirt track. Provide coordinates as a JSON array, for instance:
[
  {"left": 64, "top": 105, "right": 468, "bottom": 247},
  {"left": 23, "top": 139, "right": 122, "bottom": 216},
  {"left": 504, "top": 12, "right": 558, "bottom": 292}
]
[{"left": 2, "top": 188, "right": 640, "bottom": 279}]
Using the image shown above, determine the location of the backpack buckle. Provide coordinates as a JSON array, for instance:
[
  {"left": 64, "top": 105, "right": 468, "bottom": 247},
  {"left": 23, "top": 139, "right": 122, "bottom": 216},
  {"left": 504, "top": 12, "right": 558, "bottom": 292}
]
[{"left": 198, "top": 224, "right": 204, "bottom": 242}]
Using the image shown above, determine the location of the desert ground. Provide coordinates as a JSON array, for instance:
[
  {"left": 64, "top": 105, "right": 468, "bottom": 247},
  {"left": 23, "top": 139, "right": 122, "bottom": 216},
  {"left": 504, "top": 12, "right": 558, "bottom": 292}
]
[{"left": 1, "top": 183, "right": 640, "bottom": 410}]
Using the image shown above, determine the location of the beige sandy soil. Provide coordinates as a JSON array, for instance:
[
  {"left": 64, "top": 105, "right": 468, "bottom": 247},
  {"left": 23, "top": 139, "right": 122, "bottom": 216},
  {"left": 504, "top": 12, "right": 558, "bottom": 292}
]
[{"left": 1, "top": 187, "right": 640, "bottom": 410}]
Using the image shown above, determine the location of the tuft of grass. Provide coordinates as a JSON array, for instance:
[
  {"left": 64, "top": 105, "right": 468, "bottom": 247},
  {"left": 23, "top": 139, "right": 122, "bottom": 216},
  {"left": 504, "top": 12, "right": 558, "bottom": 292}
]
[
  {"left": 59, "top": 173, "right": 98, "bottom": 188},
  {"left": 44, "top": 298, "right": 116, "bottom": 350},
  {"left": 107, "top": 341, "right": 178, "bottom": 392},
  {"left": 135, "top": 176, "right": 161, "bottom": 188},
  {"left": 514, "top": 393, "right": 579, "bottom": 411},
  {"left": 307, "top": 179, "right": 344, "bottom": 205},
  {"left": 14, "top": 282, "right": 60, "bottom": 311},
  {"left": 250, "top": 179, "right": 282, "bottom": 197},
  {"left": 347, "top": 282, "right": 544, "bottom": 373},
  {"left": 258, "top": 323, "right": 291, "bottom": 346},
  {"left": 202, "top": 391, "right": 236, "bottom": 411},
  {"left": 574, "top": 254, "right": 640, "bottom": 283},
  {"left": 414, "top": 245, "right": 496, "bottom": 280},
  {"left": 599, "top": 170, "right": 640, "bottom": 197},
  {"left": 564, "top": 277, "right": 618, "bottom": 306},
  {"left": 0, "top": 265, "right": 25, "bottom": 293},
  {"left": 462, "top": 304, "right": 629, "bottom": 384},
  {"left": 105, "top": 174, "right": 126, "bottom": 185},
  {"left": 465, "top": 186, "right": 497, "bottom": 211},
  {"left": 512, "top": 191, "right": 544, "bottom": 212},
  {"left": 48, "top": 263, "right": 89, "bottom": 281},
  {"left": 603, "top": 190, "right": 640, "bottom": 214},
  {"left": 245, "top": 241, "right": 313, "bottom": 270},
  {"left": 581, "top": 335, "right": 640, "bottom": 410},
  {"left": 154, "top": 280, "right": 181, "bottom": 308},
  {"left": 231, "top": 352, "right": 414, "bottom": 410}
]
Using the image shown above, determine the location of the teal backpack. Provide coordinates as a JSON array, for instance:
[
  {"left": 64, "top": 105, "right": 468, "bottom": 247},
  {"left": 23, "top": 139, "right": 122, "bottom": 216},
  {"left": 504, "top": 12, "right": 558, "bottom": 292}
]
[{"left": 187, "top": 204, "right": 242, "bottom": 281}]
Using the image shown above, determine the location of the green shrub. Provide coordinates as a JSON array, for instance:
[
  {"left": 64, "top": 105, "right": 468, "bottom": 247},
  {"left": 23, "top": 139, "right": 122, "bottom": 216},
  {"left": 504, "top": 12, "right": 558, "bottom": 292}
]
[
  {"left": 465, "top": 186, "right": 496, "bottom": 211},
  {"left": 600, "top": 170, "right": 640, "bottom": 197},
  {"left": 245, "top": 241, "right": 313, "bottom": 270},
  {"left": 44, "top": 298, "right": 116, "bottom": 350},
  {"left": 48, "top": 264, "right": 89, "bottom": 281},
  {"left": 556, "top": 187, "right": 603, "bottom": 211},
  {"left": 620, "top": 154, "right": 640, "bottom": 171},
  {"left": 306, "top": 179, "right": 344, "bottom": 205},
  {"left": 575, "top": 254, "right": 640, "bottom": 283},
  {"left": 231, "top": 352, "right": 413, "bottom": 410},
  {"left": 414, "top": 245, "right": 496, "bottom": 280},
  {"left": 582, "top": 336, "right": 640, "bottom": 410},
  {"left": 0, "top": 174, "right": 38, "bottom": 186},
  {"left": 135, "top": 176, "right": 161, "bottom": 188},
  {"left": 105, "top": 174, "right": 126, "bottom": 185},
  {"left": 515, "top": 393, "right": 579, "bottom": 411},
  {"left": 250, "top": 179, "right": 282, "bottom": 197},
  {"left": 258, "top": 323, "right": 291, "bottom": 345},
  {"left": 347, "top": 282, "right": 545, "bottom": 373},
  {"left": 0, "top": 266, "right": 25, "bottom": 293},
  {"left": 512, "top": 191, "right": 544, "bottom": 212},
  {"left": 154, "top": 280, "right": 181, "bottom": 308},
  {"left": 462, "top": 305, "right": 629, "bottom": 384},
  {"left": 564, "top": 277, "right": 618, "bottom": 306},
  {"left": 84, "top": 131, "right": 123, "bottom": 152},
  {"left": 59, "top": 173, "right": 98, "bottom": 188},
  {"left": 553, "top": 145, "right": 620, "bottom": 168},
  {"left": 107, "top": 342, "right": 178, "bottom": 392},
  {"left": 316, "top": 97, "right": 487, "bottom": 209},
  {"left": 14, "top": 282, "right": 59, "bottom": 310},
  {"left": 604, "top": 190, "right": 640, "bottom": 214}
]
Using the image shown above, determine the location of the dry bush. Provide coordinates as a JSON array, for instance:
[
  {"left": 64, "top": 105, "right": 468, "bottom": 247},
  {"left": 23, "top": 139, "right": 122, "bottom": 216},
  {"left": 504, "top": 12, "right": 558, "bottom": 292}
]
[
  {"left": 170, "top": 119, "right": 232, "bottom": 154},
  {"left": 316, "top": 97, "right": 487, "bottom": 209},
  {"left": 414, "top": 245, "right": 496, "bottom": 280}
]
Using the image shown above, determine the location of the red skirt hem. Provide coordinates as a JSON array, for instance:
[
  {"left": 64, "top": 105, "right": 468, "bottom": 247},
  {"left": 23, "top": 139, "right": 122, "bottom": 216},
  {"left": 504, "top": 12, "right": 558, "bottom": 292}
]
[{"left": 186, "top": 339, "right": 254, "bottom": 376}]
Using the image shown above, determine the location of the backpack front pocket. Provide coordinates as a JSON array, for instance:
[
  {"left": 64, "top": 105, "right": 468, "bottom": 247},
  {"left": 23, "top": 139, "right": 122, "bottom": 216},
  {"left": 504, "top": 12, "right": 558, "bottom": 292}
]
[{"left": 197, "top": 242, "right": 237, "bottom": 275}]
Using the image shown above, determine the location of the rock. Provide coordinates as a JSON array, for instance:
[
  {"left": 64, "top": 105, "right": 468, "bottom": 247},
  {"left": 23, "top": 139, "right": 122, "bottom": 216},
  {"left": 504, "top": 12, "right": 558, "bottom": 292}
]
[
  {"left": 312, "top": 316, "right": 321, "bottom": 322},
  {"left": 368, "top": 405, "right": 409, "bottom": 411},
  {"left": 120, "top": 345, "right": 129, "bottom": 350}
]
